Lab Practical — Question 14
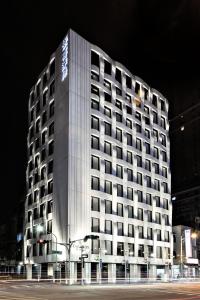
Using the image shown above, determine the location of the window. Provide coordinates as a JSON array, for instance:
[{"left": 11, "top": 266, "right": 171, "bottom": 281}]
[
  {"left": 105, "top": 122, "right": 112, "bottom": 136},
  {"left": 162, "top": 151, "right": 167, "bottom": 162},
  {"left": 155, "top": 212, "right": 161, "bottom": 224},
  {"left": 91, "top": 218, "right": 100, "bottom": 233},
  {"left": 126, "top": 75, "right": 132, "bottom": 89},
  {"left": 116, "top": 87, "right": 122, "bottom": 96},
  {"left": 33, "top": 207, "right": 38, "bottom": 220},
  {"left": 117, "top": 242, "right": 124, "bottom": 256},
  {"left": 152, "top": 94, "right": 157, "bottom": 107},
  {"left": 49, "top": 101, "right": 54, "bottom": 117},
  {"left": 147, "top": 210, "right": 152, "bottom": 222},
  {"left": 128, "top": 205, "right": 134, "bottom": 218},
  {"left": 35, "top": 119, "right": 40, "bottom": 133},
  {"left": 104, "top": 59, "right": 111, "bottom": 75},
  {"left": 126, "top": 118, "right": 132, "bottom": 129},
  {"left": 48, "top": 160, "right": 53, "bottom": 174},
  {"left": 43, "top": 90, "right": 48, "bottom": 106},
  {"left": 161, "top": 117, "right": 166, "bottom": 129},
  {"left": 91, "top": 197, "right": 100, "bottom": 212},
  {"left": 49, "top": 122, "right": 54, "bottom": 136},
  {"left": 91, "top": 71, "right": 99, "bottom": 81},
  {"left": 41, "top": 166, "right": 46, "bottom": 180},
  {"left": 104, "top": 106, "right": 111, "bottom": 118},
  {"left": 49, "top": 80, "right": 55, "bottom": 96},
  {"left": 48, "top": 141, "right": 54, "bottom": 155},
  {"left": 48, "top": 180, "right": 53, "bottom": 194},
  {"left": 156, "top": 246, "right": 162, "bottom": 259},
  {"left": 136, "top": 155, "right": 142, "bottom": 167},
  {"left": 91, "top": 176, "right": 100, "bottom": 190},
  {"left": 104, "top": 79, "right": 111, "bottom": 90},
  {"left": 127, "top": 169, "right": 133, "bottom": 181},
  {"left": 163, "top": 199, "right": 169, "bottom": 210},
  {"left": 91, "top": 116, "right": 99, "bottom": 130},
  {"left": 34, "top": 190, "right": 39, "bottom": 202},
  {"left": 115, "top": 68, "right": 122, "bottom": 83},
  {"left": 164, "top": 214, "right": 170, "bottom": 226},
  {"left": 154, "top": 163, "right": 159, "bottom": 174},
  {"left": 104, "top": 180, "right": 112, "bottom": 194},
  {"left": 91, "top": 136, "right": 99, "bottom": 150},
  {"left": 104, "top": 141, "right": 112, "bottom": 155},
  {"left": 47, "top": 241, "right": 52, "bottom": 255},
  {"left": 35, "top": 138, "right": 40, "bottom": 150},
  {"left": 162, "top": 167, "right": 168, "bottom": 178},
  {"left": 128, "top": 224, "right": 134, "bottom": 237},
  {"left": 147, "top": 228, "right": 153, "bottom": 240},
  {"left": 164, "top": 231, "right": 170, "bottom": 242},
  {"left": 33, "top": 244, "right": 37, "bottom": 257},
  {"left": 160, "top": 99, "right": 166, "bottom": 111},
  {"left": 126, "top": 94, "right": 131, "bottom": 103},
  {"left": 104, "top": 92, "right": 111, "bottom": 102},
  {"left": 161, "top": 134, "right": 166, "bottom": 146},
  {"left": 145, "top": 159, "right": 151, "bottom": 171},
  {"left": 154, "top": 179, "right": 160, "bottom": 191},
  {"left": 127, "top": 187, "right": 133, "bottom": 200},
  {"left": 155, "top": 196, "right": 161, "bottom": 207},
  {"left": 40, "top": 185, "right": 46, "bottom": 198},
  {"left": 36, "top": 101, "right": 40, "bottom": 115},
  {"left": 136, "top": 124, "right": 141, "bottom": 133},
  {"left": 116, "top": 128, "right": 122, "bottom": 142},
  {"left": 116, "top": 113, "right": 122, "bottom": 123},
  {"left": 41, "top": 149, "right": 46, "bottom": 162},
  {"left": 42, "top": 111, "right": 47, "bottom": 125},
  {"left": 138, "top": 244, "right": 144, "bottom": 257},
  {"left": 50, "top": 59, "right": 55, "bottom": 77},
  {"left": 42, "top": 130, "right": 47, "bottom": 144},
  {"left": 47, "top": 220, "right": 52, "bottom": 233},
  {"left": 28, "top": 194, "right": 33, "bottom": 205},
  {"left": 91, "top": 155, "right": 100, "bottom": 170},
  {"left": 138, "top": 208, "right": 143, "bottom": 221},
  {"left": 146, "top": 193, "right": 152, "bottom": 205},
  {"left": 138, "top": 226, "right": 144, "bottom": 239},
  {"left": 135, "top": 112, "right": 141, "bottom": 121},
  {"left": 144, "top": 105, "right": 149, "bottom": 114},
  {"left": 117, "top": 222, "right": 124, "bottom": 236},
  {"left": 105, "top": 220, "right": 112, "bottom": 234},
  {"left": 152, "top": 111, "right": 158, "bottom": 124},
  {"left": 105, "top": 200, "right": 112, "bottom": 214},
  {"left": 137, "top": 190, "right": 143, "bottom": 202},
  {"left": 137, "top": 172, "right": 143, "bottom": 185},
  {"left": 136, "top": 138, "right": 142, "bottom": 151},
  {"left": 145, "top": 129, "right": 150, "bottom": 138},
  {"left": 145, "top": 117, "right": 150, "bottom": 125},
  {"left": 105, "top": 240, "right": 112, "bottom": 255},
  {"left": 117, "top": 203, "right": 123, "bottom": 216},
  {"left": 153, "top": 129, "right": 158, "bottom": 142},
  {"left": 145, "top": 142, "right": 150, "bottom": 154},
  {"left": 105, "top": 160, "right": 112, "bottom": 174},
  {"left": 91, "top": 239, "right": 100, "bottom": 254},
  {"left": 116, "top": 146, "right": 123, "bottom": 159},
  {"left": 135, "top": 82, "right": 140, "bottom": 95},
  {"left": 116, "top": 165, "right": 123, "bottom": 178},
  {"left": 117, "top": 184, "right": 123, "bottom": 197},
  {"left": 127, "top": 133, "right": 132, "bottom": 146},
  {"left": 127, "top": 151, "right": 133, "bottom": 164},
  {"left": 91, "top": 51, "right": 100, "bottom": 67},
  {"left": 91, "top": 99, "right": 99, "bottom": 110},
  {"left": 128, "top": 244, "right": 134, "bottom": 256},
  {"left": 126, "top": 106, "right": 132, "bottom": 115},
  {"left": 47, "top": 200, "right": 53, "bottom": 214},
  {"left": 163, "top": 182, "right": 168, "bottom": 193},
  {"left": 91, "top": 85, "right": 99, "bottom": 96}
]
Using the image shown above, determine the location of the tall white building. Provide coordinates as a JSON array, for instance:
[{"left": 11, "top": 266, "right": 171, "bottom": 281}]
[{"left": 24, "top": 29, "right": 172, "bottom": 281}]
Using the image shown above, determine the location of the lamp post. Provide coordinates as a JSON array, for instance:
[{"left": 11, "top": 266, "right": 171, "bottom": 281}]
[
  {"left": 124, "top": 249, "right": 133, "bottom": 282},
  {"left": 98, "top": 248, "right": 107, "bottom": 284}
]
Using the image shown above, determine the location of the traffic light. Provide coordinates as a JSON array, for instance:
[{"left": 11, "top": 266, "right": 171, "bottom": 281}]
[
  {"left": 83, "top": 235, "right": 99, "bottom": 242},
  {"left": 37, "top": 239, "right": 48, "bottom": 244}
]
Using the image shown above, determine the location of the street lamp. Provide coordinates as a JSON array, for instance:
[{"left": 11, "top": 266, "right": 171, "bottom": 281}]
[
  {"left": 98, "top": 248, "right": 107, "bottom": 284},
  {"left": 124, "top": 249, "right": 133, "bottom": 282}
]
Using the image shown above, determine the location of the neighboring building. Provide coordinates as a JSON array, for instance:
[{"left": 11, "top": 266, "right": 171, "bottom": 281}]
[
  {"left": 24, "top": 29, "right": 172, "bottom": 282},
  {"left": 172, "top": 225, "right": 199, "bottom": 278}
]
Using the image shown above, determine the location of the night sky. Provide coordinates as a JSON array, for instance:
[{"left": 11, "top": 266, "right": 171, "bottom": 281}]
[{"left": 1, "top": 0, "right": 200, "bottom": 223}]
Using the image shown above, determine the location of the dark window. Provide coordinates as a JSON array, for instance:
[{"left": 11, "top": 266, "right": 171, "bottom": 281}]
[
  {"left": 136, "top": 155, "right": 142, "bottom": 167},
  {"left": 91, "top": 116, "right": 99, "bottom": 130},
  {"left": 49, "top": 123, "right": 54, "bottom": 136},
  {"left": 40, "top": 185, "right": 46, "bottom": 198},
  {"left": 157, "top": 230, "right": 162, "bottom": 241},
  {"left": 91, "top": 51, "right": 100, "bottom": 67},
  {"left": 135, "top": 82, "right": 140, "bottom": 95},
  {"left": 50, "top": 60, "right": 55, "bottom": 77},
  {"left": 42, "top": 111, "right": 47, "bottom": 125},
  {"left": 138, "top": 208, "right": 143, "bottom": 221},
  {"left": 33, "top": 207, "right": 38, "bottom": 220},
  {"left": 91, "top": 197, "right": 100, "bottom": 212},
  {"left": 161, "top": 99, "right": 166, "bottom": 111},
  {"left": 135, "top": 112, "right": 141, "bottom": 121},
  {"left": 145, "top": 129, "right": 150, "bottom": 139},
  {"left": 147, "top": 228, "right": 153, "bottom": 240},
  {"left": 154, "top": 163, "right": 159, "bottom": 174},
  {"left": 116, "top": 165, "right": 123, "bottom": 179},
  {"left": 136, "top": 124, "right": 141, "bottom": 133},
  {"left": 117, "top": 184, "right": 123, "bottom": 197},
  {"left": 127, "top": 133, "right": 132, "bottom": 146},
  {"left": 42, "top": 130, "right": 47, "bottom": 144},
  {"left": 36, "top": 101, "right": 40, "bottom": 115},
  {"left": 104, "top": 180, "right": 112, "bottom": 194},
  {"left": 104, "top": 122, "right": 112, "bottom": 136},
  {"left": 137, "top": 190, "right": 143, "bottom": 202},
  {"left": 41, "top": 166, "right": 46, "bottom": 180},
  {"left": 91, "top": 239, "right": 100, "bottom": 254},
  {"left": 162, "top": 151, "right": 167, "bottom": 162},
  {"left": 105, "top": 240, "right": 112, "bottom": 255},
  {"left": 137, "top": 172, "right": 143, "bottom": 185},
  {"left": 35, "top": 138, "right": 40, "bottom": 150},
  {"left": 105, "top": 220, "right": 112, "bottom": 234},
  {"left": 91, "top": 136, "right": 99, "bottom": 150},
  {"left": 163, "top": 198, "right": 169, "bottom": 210},
  {"left": 128, "top": 224, "right": 134, "bottom": 237},
  {"left": 40, "top": 204, "right": 44, "bottom": 218},
  {"left": 138, "top": 227, "right": 144, "bottom": 239},
  {"left": 91, "top": 218, "right": 100, "bottom": 232},
  {"left": 91, "top": 155, "right": 100, "bottom": 170},
  {"left": 116, "top": 146, "right": 123, "bottom": 159},
  {"left": 116, "top": 87, "right": 122, "bottom": 96},
  {"left": 49, "top": 80, "right": 55, "bottom": 96},
  {"left": 104, "top": 60, "right": 112, "bottom": 75},
  {"left": 127, "top": 169, "right": 133, "bottom": 181},
  {"left": 126, "top": 118, "right": 132, "bottom": 129},
  {"left": 145, "top": 142, "right": 150, "bottom": 155},
  {"left": 43, "top": 72, "right": 48, "bottom": 86},
  {"left": 91, "top": 176, "right": 100, "bottom": 190},
  {"left": 104, "top": 141, "right": 112, "bottom": 155},
  {"left": 35, "top": 119, "right": 40, "bottom": 133},
  {"left": 152, "top": 111, "right": 158, "bottom": 124},
  {"left": 136, "top": 138, "right": 142, "bottom": 151},
  {"left": 49, "top": 101, "right": 54, "bottom": 117},
  {"left": 117, "top": 242, "right": 124, "bottom": 256},
  {"left": 104, "top": 92, "right": 111, "bottom": 102},
  {"left": 128, "top": 205, "right": 134, "bottom": 218},
  {"left": 126, "top": 75, "right": 132, "bottom": 89},
  {"left": 144, "top": 88, "right": 148, "bottom": 100},
  {"left": 161, "top": 117, "right": 166, "bottom": 129},
  {"left": 47, "top": 200, "right": 53, "bottom": 214},
  {"left": 146, "top": 176, "right": 151, "bottom": 188},
  {"left": 115, "top": 68, "right": 122, "bottom": 83},
  {"left": 116, "top": 113, "right": 122, "bottom": 123},
  {"left": 41, "top": 149, "right": 46, "bottom": 161},
  {"left": 127, "top": 151, "right": 133, "bottom": 164},
  {"left": 145, "top": 117, "right": 150, "bottom": 125},
  {"left": 152, "top": 94, "right": 157, "bottom": 107},
  {"left": 115, "top": 99, "right": 122, "bottom": 110},
  {"left": 105, "top": 200, "right": 112, "bottom": 214},
  {"left": 91, "top": 99, "right": 99, "bottom": 110},
  {"left": 146, "top": 193, "right": 152, "bottom": 205},
  {"left": 153, "top": 129, "right": 158, "bottom": 142},
  {"left": 126, "top": 94, "right": 131, "bottom": 103},
  {"left": 91, "top": 85, "right": 99, "bottom": 96},
  {"left": 126, "top": 106, "right": 132, "bottom": 115},
  {"left": 48, "top": 160, "right": 53, "bottom": 174},
  {"left": 161, "top": 134, "right": 166, "bottom": 146},
  {"left": 116, "top": 128, "right": 122, "bottom": 142},
  {"left": 33, "top": 244, "right": 37, "bottom": 257},
  {"left": 163, "top": 182, "right": 168, "bottom": 193},
  {"left": 43, "top": 90, "right": 48, "bottom": 106},
  {"left": 147, "top": 210, "right": 152, "bottom": 222},
  {"left": 104, "top": 79, "right": 111, "bottom": 90},
  {"left": 91, "top": 71, "right": 99, "bottom": 81},
  {"left": 155, "top": 212, "right": 161, "bottom": 224},
  {"left": 154, "top": 147, "right": 159, "bottom": 159},
  {"left": 105, "top": 160, "right": 112, "bottom": 174},
  {"left": 48, "top": 141, "right": 54, "bottom": 156}
]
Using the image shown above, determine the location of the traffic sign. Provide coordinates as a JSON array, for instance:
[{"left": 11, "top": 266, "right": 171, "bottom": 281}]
[{"left": 52, "top": 250, "right": 62, "bottom": 255}]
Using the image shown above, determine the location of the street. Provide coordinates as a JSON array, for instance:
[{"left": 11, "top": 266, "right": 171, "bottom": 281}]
[{"left": 0, "top": 281, "right": 200, "bottom": 300}]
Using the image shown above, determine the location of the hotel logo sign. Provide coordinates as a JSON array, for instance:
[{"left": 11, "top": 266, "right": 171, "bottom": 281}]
[{"left": 61, "top": 35, "right": 68, "bottom": 81}]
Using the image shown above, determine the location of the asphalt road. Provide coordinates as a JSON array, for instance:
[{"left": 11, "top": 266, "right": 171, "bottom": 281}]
[{"left": 0, "top": 281, "right": 200, "bottom": 300}]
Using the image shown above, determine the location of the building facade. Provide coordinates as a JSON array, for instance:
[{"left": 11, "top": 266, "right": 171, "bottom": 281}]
[
  {"left": 24, "top": 29, "right": 172, "bottom": 282},
  {"left": 172, "top": 225, "right": 199, "bottom": 278}
]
